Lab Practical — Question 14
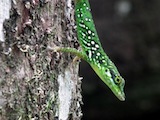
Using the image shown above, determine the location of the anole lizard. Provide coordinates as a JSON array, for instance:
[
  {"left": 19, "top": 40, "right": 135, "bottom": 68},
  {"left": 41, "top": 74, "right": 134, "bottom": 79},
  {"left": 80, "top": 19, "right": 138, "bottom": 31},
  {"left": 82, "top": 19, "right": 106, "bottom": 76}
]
[{"left": 54, "top": 0, "right": 125, "bottom": 101}]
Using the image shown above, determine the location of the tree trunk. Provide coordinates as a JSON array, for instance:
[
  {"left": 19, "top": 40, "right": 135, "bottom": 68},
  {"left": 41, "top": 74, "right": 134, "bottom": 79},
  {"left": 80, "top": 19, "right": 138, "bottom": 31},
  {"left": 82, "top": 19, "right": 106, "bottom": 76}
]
[{"left": 0, "top": 0, "right": 82, "bottom": 119}]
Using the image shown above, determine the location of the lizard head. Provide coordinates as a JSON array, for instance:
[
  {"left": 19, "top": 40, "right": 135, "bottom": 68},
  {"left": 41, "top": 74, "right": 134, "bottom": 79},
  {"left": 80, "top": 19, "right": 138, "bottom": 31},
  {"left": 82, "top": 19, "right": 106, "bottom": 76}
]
[
  {"left": 104, "top": 66, "right": 125, "bottom": 101},
  {"left": 90, "top": 60, "right": 125, "bottom": 101}
]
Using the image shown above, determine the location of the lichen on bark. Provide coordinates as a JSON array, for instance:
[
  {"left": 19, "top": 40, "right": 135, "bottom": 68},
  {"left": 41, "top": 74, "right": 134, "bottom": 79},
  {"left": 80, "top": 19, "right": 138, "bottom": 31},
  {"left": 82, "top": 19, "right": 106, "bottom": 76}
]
[{"left": 0, "top": 0, "right": 82, "bottom": 119}]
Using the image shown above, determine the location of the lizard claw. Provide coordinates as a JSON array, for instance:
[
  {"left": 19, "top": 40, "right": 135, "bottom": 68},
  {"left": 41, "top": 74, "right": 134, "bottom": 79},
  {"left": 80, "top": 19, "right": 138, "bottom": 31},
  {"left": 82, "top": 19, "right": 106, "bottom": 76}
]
[{"left": 73, "top": 56, "right": 81, "bottom": 63}]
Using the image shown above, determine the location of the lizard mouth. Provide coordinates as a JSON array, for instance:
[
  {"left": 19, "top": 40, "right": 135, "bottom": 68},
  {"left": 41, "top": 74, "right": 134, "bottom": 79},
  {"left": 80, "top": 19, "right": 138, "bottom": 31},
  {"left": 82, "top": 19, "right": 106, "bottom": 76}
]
[{"left": 116, "top": 91, "right": 125, "bottom": 101}]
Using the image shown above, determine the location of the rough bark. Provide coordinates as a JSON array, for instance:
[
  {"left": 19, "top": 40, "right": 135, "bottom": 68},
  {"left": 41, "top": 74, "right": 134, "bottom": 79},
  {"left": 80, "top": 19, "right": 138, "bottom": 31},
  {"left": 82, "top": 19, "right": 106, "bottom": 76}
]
[{"left": 0, "top": 0, "right": 82, "bottom": 120}]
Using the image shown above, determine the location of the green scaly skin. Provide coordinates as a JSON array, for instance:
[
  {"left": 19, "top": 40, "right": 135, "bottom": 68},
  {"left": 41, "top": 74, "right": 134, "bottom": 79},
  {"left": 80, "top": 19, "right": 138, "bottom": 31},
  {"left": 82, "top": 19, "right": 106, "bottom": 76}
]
[{"left": 56, "top": 0, "right": 125, "bottom": 101}]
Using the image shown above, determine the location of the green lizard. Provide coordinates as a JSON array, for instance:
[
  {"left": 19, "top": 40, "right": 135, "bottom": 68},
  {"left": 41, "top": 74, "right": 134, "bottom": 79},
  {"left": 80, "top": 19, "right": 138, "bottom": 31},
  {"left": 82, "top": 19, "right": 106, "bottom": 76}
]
[{"left": 54, "top": 0, "right": 125, "bottom": 101}]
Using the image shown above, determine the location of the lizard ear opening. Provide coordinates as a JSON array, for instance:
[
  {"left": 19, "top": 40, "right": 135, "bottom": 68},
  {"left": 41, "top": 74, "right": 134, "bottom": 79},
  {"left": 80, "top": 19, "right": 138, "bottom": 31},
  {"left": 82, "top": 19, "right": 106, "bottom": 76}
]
[{"left": 105, "top": 69, "right": 111, "bottom": 77}]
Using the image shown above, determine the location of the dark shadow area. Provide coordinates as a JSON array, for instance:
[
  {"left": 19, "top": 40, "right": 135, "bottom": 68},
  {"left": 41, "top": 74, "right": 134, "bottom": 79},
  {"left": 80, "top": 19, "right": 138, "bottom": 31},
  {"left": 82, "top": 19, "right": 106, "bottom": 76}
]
[{"left": 81, "top": 0, "right": 160, "bottom": 119}]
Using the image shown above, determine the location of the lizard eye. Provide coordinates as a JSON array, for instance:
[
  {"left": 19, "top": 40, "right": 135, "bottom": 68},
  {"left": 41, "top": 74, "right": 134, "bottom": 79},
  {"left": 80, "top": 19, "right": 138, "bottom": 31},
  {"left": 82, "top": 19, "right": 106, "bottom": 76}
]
[
  {"left": 109, "top": 69, "right": 122, "bottom": 85},
  {"left": 114, "top": 76, "right": 121, "bottom": 84}
]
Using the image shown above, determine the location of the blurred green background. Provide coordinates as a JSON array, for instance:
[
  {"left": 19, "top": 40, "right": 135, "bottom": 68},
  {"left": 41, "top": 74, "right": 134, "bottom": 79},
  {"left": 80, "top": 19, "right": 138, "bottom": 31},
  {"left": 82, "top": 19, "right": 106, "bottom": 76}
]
[{"left": 80, "top": 0, "right": 160, "bottom": 119}]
